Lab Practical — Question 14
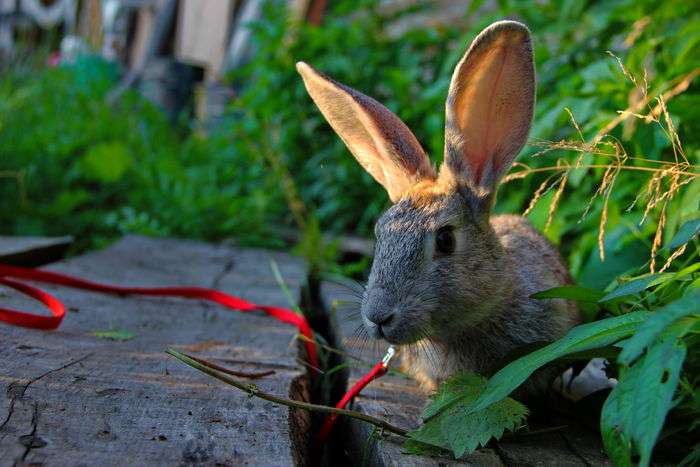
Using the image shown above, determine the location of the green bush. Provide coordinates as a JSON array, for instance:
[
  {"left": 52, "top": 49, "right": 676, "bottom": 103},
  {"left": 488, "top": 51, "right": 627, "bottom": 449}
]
[{"left": 0, "top": 57, "right": 285, "bottom": 249}]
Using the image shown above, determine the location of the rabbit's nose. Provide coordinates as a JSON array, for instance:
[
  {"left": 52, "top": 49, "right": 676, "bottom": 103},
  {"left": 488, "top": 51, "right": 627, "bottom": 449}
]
[
  {"left": 363, "top": 287, "right": 396, "bottom": 334},
  {"left": 368, "top": 310, "right": 394, "bottom": 327}
]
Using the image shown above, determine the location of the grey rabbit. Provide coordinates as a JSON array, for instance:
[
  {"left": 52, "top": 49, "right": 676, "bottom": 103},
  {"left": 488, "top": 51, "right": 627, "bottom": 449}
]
[{"left": 297, "top": 20, "right": 580, "bottom": 393}]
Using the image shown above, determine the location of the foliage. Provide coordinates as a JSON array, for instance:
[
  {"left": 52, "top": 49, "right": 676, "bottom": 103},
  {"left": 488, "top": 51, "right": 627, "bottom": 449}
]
[
  {"left": 405, "top": 373, "right": 528, "bottom": 458},
  {"left": 0, "top": 57, "right": 285, "bottom": 250}
]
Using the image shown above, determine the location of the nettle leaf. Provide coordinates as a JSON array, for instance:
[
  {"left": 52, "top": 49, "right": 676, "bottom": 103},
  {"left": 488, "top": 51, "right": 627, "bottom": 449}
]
[
  {"left": 407, "top": 373, "right": 527, "bottom": 458},
  {"left": 618, "top": 290, "right": 700, "bottom": 365},
  {"left": 668, "top": 217, "right": 700, "bottom": 249},
  {"left": 601, "top": 326, "right": 688, "bottom": 467},
  {"left": 531, "top": 285, "right": 604, "bottom": 302},
  {"left": 599, "top": 273, "right": 674, "bottom": 302},
  {"left": 462, "top": 311, "right": 649, "bottom": 415}
]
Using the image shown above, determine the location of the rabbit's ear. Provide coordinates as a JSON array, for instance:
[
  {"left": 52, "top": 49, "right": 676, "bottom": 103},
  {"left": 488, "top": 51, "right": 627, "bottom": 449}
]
[
  {"left": 297, "top": 62, "right": 435, "bottom": 202},
  {"left": 442, "top": 21, "right": 534, "bottom": 194}
]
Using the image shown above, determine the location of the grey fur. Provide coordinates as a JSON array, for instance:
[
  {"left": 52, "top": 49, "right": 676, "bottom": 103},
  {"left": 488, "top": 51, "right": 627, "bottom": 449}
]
[{"left": 298, "top": 20, "right": 580, "bottom": 393}]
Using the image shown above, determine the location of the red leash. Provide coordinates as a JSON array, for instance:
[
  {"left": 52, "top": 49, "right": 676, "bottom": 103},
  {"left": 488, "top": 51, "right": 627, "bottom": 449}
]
[
  {"left": 317, "top": 346, "right": 396, "bottom": 443},
  {"left": 0, "top": 263, "right": 393, "bottom": 440},
  {"left": 0, "top": 264, "right": 318, "bottom": 372}
]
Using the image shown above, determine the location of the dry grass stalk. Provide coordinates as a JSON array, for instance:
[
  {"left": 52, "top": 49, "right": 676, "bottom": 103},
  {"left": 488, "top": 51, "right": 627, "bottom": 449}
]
[
  {"left": 623, "top": 16, "right": 651, "bottom": 49},
  {"left": 510, "top": 53, "right": 698, "bottom": 271},
  {"left": 649, "top": 201, "right": 668, "bottom": 273},
  {"left": 545, "top": 172, "right": 568, "bottom": 232},
  {"left": 593, "top": 67, "right": 699, "bottom": 145},
  {"left": 659, "top": 244, "right": 687, "bottom": 273},
  {"left": 523, "top": 175, "right": 555, "bottom": 217}
]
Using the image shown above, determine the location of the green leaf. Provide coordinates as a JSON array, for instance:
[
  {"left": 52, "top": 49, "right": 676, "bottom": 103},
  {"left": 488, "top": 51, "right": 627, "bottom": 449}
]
[
  {"left": 599, "top": 274, "right": 673, "bottom": 302},
  {"left": 601, "top": 326, "right": 687, "bottom": 467},
  {"left": 668, "top": 217, "right": 700, "bottom": 249},
  {"left": 80, "top": 142, "right": 132, "bottom": 183},
  {"left": 408, "top": 373, "right": 527, "bottom": 458},
  {"left": 618, "top": 290, "right": 700, "bottom": 365},
  {"left": 446, "top": 312, "right": 649, "bottom": 417},
  {"left": 91, "top": 329, "right": 135, "bottom": 341},
  {"left": 531, "top": 285, "right": 604, "bottom": 302}
]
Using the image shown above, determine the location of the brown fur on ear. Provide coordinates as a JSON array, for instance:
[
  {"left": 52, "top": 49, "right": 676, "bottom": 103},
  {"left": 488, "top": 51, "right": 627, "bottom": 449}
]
[
  {"left": 296, "top": 62, "right": 435, "bottom": 202},
  {"left": 442, "top": 20, "right": 535, "bottom": 195}
]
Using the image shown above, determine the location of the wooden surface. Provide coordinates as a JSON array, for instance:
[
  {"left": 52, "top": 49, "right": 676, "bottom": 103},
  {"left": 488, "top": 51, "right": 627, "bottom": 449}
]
[
  {"left": 322, "top": 281, "right": 613, "bottom": 466},
  {"left": 0, "top": 235, "right": 309, "bottom": 466},
  {"left": 0, "top": 235, "right": 73, "bottom": 266},
  {"left": 175, "top": 0, "right": 235, "bottom": 80}
]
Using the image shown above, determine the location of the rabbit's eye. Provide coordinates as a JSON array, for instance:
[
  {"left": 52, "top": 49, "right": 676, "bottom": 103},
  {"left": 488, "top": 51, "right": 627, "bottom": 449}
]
[{"left": 435, "top": 226, "right": 455, "bottom": 255}]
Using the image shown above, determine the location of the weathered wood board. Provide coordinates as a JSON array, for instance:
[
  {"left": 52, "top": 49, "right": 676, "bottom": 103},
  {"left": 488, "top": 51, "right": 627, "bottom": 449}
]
[
  {"left": 175, "top": 0, "right": 235, "bottom": 81},
  {"left": 0, "top": 236, "right": 73, "bottom": 267},
  {"left": 322, "top": 281, "right": 613, "bottom": 466},
  {"left": 0, "top": 235, "right": 309, "bottom": 466}
]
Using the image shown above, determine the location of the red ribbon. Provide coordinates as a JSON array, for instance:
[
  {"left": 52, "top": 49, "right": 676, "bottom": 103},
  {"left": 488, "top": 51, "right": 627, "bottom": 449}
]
[
  {"left": 0, "top": 264, "right": 318, "bottom": 371},
  {"left": 317, "top": 353, "right": 392, "bottom": 443},
  {"left": 0, "top": 263, "right": 393, "bottom": 440}
]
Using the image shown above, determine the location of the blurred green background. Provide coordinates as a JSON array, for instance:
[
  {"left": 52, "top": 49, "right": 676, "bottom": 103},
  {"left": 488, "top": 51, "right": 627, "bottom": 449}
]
[{"left": 0, "top": 0, "right": 698, "bottom": 290}]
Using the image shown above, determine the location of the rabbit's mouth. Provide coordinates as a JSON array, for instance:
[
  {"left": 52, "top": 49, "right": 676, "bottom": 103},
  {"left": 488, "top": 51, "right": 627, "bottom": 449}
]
[{"left": 363, "top": 311, "right": 424, "bottom": 345}]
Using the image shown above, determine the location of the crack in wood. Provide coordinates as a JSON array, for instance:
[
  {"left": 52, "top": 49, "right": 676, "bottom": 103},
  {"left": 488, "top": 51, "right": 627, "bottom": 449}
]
[
  {"left": 210, "top": 255, "right": 236, "bottom": 290},
  {"left": 493, "top": 442, "right": 516, "bottom": 467},
  {"left": 1, "top": 353, "right": 92, "bottom": 463},
  {"left": 559, "top": 431, "right": 594, "bottom": 467}
]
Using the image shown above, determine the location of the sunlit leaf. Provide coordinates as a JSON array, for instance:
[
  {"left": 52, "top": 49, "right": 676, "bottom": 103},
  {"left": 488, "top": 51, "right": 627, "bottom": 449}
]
[
  {"left": 668, "top": 217, "right": 700, "bottom": 249},
  {"left": 599, "top": 274, "right": 673, "bottom": 302},
  {"left": 618, "top": 290, "right": 700, "bottom": 364},
  {"left": 441, "top": 312, "right": 649, "bottom": 417}
]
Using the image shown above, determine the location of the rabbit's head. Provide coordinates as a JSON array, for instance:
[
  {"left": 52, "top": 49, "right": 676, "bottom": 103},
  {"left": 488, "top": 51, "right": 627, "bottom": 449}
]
[{"left": 297, "top": 21, "right": 535, "bottom": 345}]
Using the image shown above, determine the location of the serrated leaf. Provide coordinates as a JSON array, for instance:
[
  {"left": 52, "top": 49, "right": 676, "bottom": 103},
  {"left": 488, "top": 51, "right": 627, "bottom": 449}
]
[
  {"left": 668, "top": 217, "right": 700, "bottom": 249},
  {"left": 402, "top": 438, "right": 450, "bottom": 457},
  {"left": 456, "top": 312, "right": 649, "bottom": 416},
  {"left": 618, "top": 290, "right": 700, "bottom": 365},
  {"left": 601, "top": 326, "right": 687, "bottom": 467},
  {"left": 531, "top": 285, "right": 604, "bottom": 302},
  {"left": 599, "top": 274, "right": 673, "bottom": 302},
  {"left": 408, "top": 373, "right": 527, "bottom": 458},
  {"left": 423, "top": 372, "right": 485, "bottom": 419}
]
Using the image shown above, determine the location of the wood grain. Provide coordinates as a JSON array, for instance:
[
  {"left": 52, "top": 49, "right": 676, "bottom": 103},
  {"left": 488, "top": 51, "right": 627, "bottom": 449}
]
[{"left": 0, "top": 235, "right": 309, "bottom": 466}]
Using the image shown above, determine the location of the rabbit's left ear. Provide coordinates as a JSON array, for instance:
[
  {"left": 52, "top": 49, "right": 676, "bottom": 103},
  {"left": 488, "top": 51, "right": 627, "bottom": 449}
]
[
  {"left": 442, "top": 21, "right": 535, "bottom": 194},
  {"left": 297, "top": 62, "right": 435, "bottom": 202}
]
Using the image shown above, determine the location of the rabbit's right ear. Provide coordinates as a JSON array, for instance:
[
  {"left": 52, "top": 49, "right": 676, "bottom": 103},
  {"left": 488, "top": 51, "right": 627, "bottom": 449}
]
[
  {"left": 297, "top": 62, "right": 435, "bottom": 202},
  {"left": 442, "top": 21, "right": 535, "bottom": 197}
]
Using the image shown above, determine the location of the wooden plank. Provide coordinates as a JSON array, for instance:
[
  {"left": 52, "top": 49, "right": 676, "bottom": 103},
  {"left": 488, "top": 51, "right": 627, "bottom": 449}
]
[
  {"left": 128, "top": 1, "right": 165, "bottom": 69},
  {"left": 0, "top": 235, "right": 309, "bottom": 466},
  {"left": 0, "top": 235, "right": 73, "bottom": 266},
  {"left": 174, "top": 0, "right": 235, "bottom": 81},
  {"left": 323, "top": 281, "right": 613, "bottom": 466}
]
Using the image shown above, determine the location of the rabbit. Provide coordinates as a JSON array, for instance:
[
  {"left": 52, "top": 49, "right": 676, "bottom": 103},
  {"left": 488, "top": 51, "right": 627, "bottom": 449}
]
[{"left": 296, "top": 20, "right": 580, "bottom": 393}]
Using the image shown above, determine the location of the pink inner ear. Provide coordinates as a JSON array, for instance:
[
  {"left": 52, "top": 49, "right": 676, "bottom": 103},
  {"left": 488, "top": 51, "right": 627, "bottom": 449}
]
[{"left": 448, "top": 25, "right": 534, "bottom": 189}]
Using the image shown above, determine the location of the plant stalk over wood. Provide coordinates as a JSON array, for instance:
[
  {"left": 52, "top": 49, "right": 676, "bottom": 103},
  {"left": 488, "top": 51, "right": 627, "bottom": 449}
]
[{"left": 165, "top": 349, "right": 409, "bottom": 437}]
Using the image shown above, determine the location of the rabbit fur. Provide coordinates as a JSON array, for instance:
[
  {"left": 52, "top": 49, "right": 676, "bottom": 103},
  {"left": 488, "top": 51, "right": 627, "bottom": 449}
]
[{"left": 297, "top": 20, "right": 579, "bottom": 393}]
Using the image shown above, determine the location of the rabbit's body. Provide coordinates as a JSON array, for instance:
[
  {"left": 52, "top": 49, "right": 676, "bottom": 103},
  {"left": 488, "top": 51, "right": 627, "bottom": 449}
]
[
  {"left": 400, "top": 211, "right": 579, "bottom": 392},
  {"left": 298, "top": 20, "right": 580, "bottom": 394}
]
